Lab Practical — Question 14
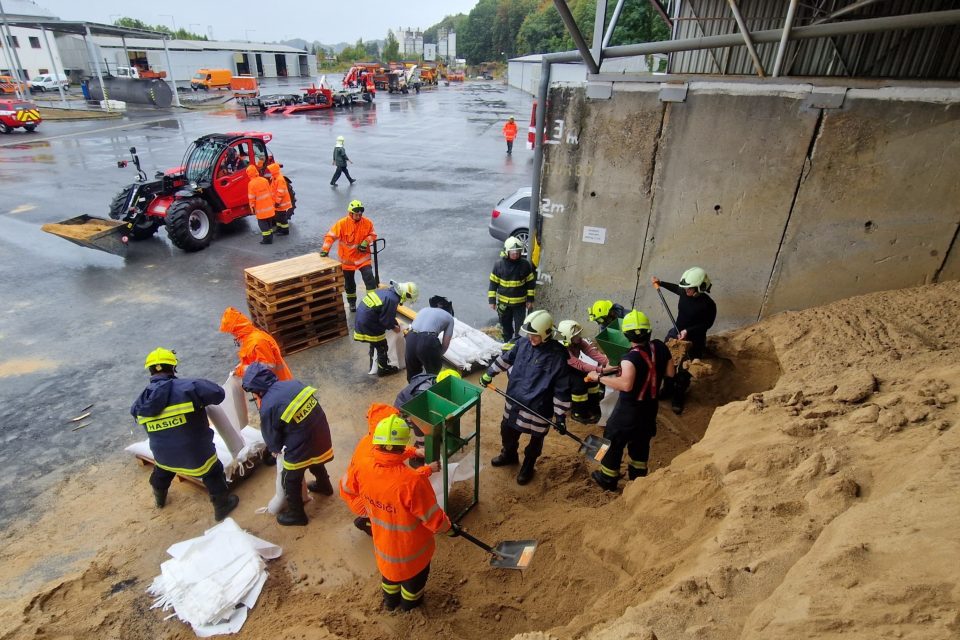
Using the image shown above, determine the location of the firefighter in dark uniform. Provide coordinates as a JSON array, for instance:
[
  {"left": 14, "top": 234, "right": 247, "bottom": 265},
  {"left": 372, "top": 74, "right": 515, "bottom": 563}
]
[
  {"left": 354, "top": 281, "right": 418, "bottom": 377},
  {"left": 488, "top": 236, "right": 536, "bottom": 342},
  {"left": 131, "top": 348, "right": 239, "bottom": 521},
  {"left": 242, "top": 362, "right": 335, "bottom": 526},
  {"left": 480, "top": 310, "right": 571, "bottom": 485},
  {"left": 586, "top": 311, "right": 675, "bottom": 491}
]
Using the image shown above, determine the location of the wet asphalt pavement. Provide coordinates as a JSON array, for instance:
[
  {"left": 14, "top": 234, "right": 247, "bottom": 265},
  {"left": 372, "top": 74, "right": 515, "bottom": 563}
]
[{"left": 0, "top": 79, "right": 533, "bottom": 527}]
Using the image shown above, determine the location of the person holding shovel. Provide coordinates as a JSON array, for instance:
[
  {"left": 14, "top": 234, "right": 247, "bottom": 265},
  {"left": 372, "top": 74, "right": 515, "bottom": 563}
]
[
  {"left": 586, "top": 310, "right": 675, "bottom": 491},
  {"left": 340, "top": 415, "right": 453, "bottom": 612},
  {"left": 480, "top": 309, "right": 571, "bottom": 485}
]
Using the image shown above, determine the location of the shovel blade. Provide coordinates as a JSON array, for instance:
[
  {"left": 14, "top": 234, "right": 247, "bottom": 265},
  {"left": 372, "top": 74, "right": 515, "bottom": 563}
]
[
  {"left": 490, "top": 540, "right": 538, "bottom": 570},
  {"left": 579, "top": 434, "right": 612, "bottom": 463}
]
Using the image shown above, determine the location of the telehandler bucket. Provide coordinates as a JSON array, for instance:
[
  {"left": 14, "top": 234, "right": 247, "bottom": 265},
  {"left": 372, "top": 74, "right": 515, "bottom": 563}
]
[{"left": 42, "top": 215, "right": 129, "bottom": 257}]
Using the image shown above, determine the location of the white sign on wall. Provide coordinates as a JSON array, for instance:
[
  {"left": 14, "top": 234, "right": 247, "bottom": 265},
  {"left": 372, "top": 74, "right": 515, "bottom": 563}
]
[{"left": 582, "top": 226, "right": 607, "bottom": 244}]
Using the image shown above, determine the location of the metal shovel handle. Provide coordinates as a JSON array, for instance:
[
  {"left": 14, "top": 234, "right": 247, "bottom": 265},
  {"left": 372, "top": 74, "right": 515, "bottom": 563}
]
[
  {"left": 653, "top": 282, "right": 680, "bottom": 336},
  {"left": 452, "top": 524, "right": 507, "bottom": 559},
  {"left": 486, "top": 383, "right": 585, "bottom": 446}
]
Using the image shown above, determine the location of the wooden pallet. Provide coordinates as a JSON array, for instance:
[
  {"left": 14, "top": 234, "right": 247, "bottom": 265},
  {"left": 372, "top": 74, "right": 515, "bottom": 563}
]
[
  {"left": 244, "top": 253, "right": 342, "bottom": 291},
  {"left": 249, "top": 298, "right": 345, "bottom": 327},
  {"left": 245, "top": 271, "right": 343, "bottom": 302},
  {"left": 278, "top": 326, "right": 350, "bottom": 355},
  {"left": 135, "top": 454, "right": 266, "bottom": 489},
  {"left": 247, "top": 288, "right": 346, "bottom": 315}
]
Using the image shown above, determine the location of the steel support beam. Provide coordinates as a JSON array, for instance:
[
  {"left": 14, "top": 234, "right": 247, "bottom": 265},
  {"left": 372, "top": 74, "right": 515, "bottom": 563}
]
[
  {"left": 727, "top": 0, "right": 766, "bottom": 77},
  {"left": 592, "top": 0, "right": 607, "bottom": 67},
  {"left": 39, "top": 26, "right": 67, "bottom": 106},
  {"left": 648, "top": 0, "right": 673, "bottom": 30},
  {"left": 0, "top": 0, "right": 27, "bottom": 99},
  {"left": 603, "top": 0, "right": 626, "bottom": 48},
  {"left": 812, "top": 0, "right": 885, "bottom": 26},
  {"left": 772, "top": 0, "right": 799, "bottom": 77},
  {"left": 161, "top": 36, "right": 181, "bottom": 107},
  {"left": 84, "top": 26, "right": 109, "bottom": 111},
  {"left": 552, "top": 0, "right": 600, "bottom": 75}
]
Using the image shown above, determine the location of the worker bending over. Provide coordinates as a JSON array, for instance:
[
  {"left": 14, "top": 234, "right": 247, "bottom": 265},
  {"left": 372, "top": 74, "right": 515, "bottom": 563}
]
[
  {"left": 557, "top": 320, "right": 615, "bottom": 423},
  {"left": 340, "top": 415, "right": 452, "bottom": 612},
  {"left": 481, "top": 310, "right": 571, "bottom": 485},
  {"left": 354, "top": 280, "right": 418, "bottom": 377},
  {"left": 489, "top": 237, "right": 535, "bottom": 342},
  {"left": 246, "top": 164, "right": 276, "bottom": 245},
  {"left": 321, "top": 200, "right": 376, "bottom": 312},
  {"left": 586, "top": 311, "right": 674, "bottom": 491},
  {"left": 404, "top": 295, "right": 455, "bottom": 381},
  {"left": 242, "top": 363, "right": 334, "bottom": 526},
  {"left": 220, "top": 306, "right": 292, "bottom": 382},
  {"left": 588, "top": 299, "right": 626, "bottom": 331},
  {"left": 131, "top": 348, "right": 239, "bottom": 521}
]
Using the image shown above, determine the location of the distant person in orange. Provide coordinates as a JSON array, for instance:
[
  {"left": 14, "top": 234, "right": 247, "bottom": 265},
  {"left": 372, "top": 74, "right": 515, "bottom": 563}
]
[
  {"left": 267, "top": 162, "right": 293, "bottom": 236},
  {"left": 502, "top": 116, "right": 518, "bottom": 154},
  {"left": 320, "top": 200, "right": 377, "bottom": 312},
  {"left": 339, "top": 415, "right": 452, "bottom": 612},
  {"left": 219, "top": 306, "right": 293, "bottom": 382},
  {"left": 246, "top": 164, "right": 275, "bottom": 245}
]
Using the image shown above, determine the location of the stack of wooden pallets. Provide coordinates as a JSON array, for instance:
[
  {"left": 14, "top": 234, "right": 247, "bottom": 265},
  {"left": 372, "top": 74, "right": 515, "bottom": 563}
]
[{"left": 244, "top": 253, "right": 348, "bottom": 354}]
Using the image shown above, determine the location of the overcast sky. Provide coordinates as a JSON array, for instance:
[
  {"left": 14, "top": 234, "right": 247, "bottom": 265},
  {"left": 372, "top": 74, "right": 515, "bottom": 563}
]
[{"left": 31, "top": 0, "right": 478, "bottom": 44}]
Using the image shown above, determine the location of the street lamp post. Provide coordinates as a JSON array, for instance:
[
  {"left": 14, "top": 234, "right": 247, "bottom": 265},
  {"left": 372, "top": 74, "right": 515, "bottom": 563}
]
[{"left": 159, "top": 14, "right": 177, "bottom": 34}]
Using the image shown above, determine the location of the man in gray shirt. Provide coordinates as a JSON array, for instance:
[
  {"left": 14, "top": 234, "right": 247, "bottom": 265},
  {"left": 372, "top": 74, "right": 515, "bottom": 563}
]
[{"left": 404, "top": 296, "right": 455, "bottom": 381}]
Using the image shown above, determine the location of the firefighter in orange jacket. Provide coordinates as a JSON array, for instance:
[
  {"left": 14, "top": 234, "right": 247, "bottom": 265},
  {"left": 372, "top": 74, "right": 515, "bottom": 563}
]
[
  {"left": 340, "top": 415, "right": 452, "bottom": 612},
  {"left": 220, "top": 306, "right": 293, "bottom": 382},
  {"left": 320, "top": 200, "right": 377, "bottom": 312},
  {"left": 267, "top": 162, "right": 293, "bottom": 236},
  {"left": 341, "top": 403, "right": 427, "bottom": 536},
  {"left": 502, "top": 116, "right": 518, "bottom": 154},
  {"left": 246, "top": 164, "right": 276, "bottom": 245}
]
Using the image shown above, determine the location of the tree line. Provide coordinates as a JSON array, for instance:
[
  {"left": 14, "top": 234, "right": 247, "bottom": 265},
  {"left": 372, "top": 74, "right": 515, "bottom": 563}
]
[{"left": 112, "top": 17, "right": 208, "bottom": 41}]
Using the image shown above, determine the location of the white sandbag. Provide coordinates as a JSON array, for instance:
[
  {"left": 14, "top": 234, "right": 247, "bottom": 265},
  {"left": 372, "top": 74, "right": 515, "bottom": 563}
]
[
  {"left": 256, "top": 452, "right": 310, "bottom": 515},
  {"left": 125, "top": 426, "right": 266, "bottom": 483},
  {"left": 368, "top": 328, "right": 407, "bottom": 375},
  {"left": 429, "top": 454, "right": 478, "bottom": 508},
  {"left": 206, "top": 404, "right": 244, "bottom": 458},
  {"left": 220, "top": 373, "right": 248, "bottom": 429},
  {"left": 148, "top": 518, "right": 280, "bottom": 636},
  {"left": 599, "top": 388, "right": 617, "bottom": 425}
]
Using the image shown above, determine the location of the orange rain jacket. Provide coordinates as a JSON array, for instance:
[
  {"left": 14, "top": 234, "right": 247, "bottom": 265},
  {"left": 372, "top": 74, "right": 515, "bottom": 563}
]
[
  {"left": 246, "top": 165, "right": 275, "bottom": 220},
  {"left": 502, "top": 120, "right": 518, "bottom": 141},
  {"left": 268, "top": 163, "right": 293, "bottom": 212},
  {"left": 321, "top": 214, "right": 376, "bottom": 272},
  {"left": 340, "top": 444, "right": 450, "bottom": 581},
  {"left": 219, "top": 306, "right": 293, "bottom": 381}
]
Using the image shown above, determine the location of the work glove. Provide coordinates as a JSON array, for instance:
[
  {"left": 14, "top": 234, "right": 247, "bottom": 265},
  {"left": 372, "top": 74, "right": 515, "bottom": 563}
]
[
  {"left": 553, "top": 416, "right": 567, "bottom": 435},
  {"left": 479, "top": 373, "right": 493, "bottom": 388},
  {"left": 319, "top": 250, "right": 329, "bottom": 257},
  {"left": 358, "top": 240, "right": 369, "bottom": 253}
]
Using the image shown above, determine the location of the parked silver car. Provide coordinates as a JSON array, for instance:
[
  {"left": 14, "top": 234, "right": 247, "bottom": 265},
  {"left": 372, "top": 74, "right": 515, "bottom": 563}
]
[{"left": 488, "top": 186, "right": 531, "bottom": 249}]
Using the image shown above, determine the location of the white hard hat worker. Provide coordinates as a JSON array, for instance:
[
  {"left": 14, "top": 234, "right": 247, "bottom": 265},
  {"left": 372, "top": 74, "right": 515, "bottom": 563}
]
[
  {"left": 392, "top": 281, "right": 419, "bottom": 304},
  {"left": 336, "top": 135, "right": 345, "bottom": 147},
  {"left": 556, "top": 319, "right": 583, "bottom": 347},
  {"left": 519, "top": 309, "right": 553, "bottom": 346},
  {"left": 679, "top": 267, "right": 712, "bottom": 295},
  {"left": 504, "top": 236, "right": 524, "bottom": 260}
]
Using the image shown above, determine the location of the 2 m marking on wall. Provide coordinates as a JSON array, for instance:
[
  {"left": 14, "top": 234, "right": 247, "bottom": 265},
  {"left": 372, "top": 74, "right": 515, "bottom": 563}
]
[{"left": 540, "top": 198, "right": 565, "bottom": 218}]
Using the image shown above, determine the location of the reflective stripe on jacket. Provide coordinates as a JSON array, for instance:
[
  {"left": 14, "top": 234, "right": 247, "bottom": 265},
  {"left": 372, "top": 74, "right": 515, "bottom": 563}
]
[
  {"left": 248, "top": 175, "right": 275, "bottom": 220},
  {"left": 321, "top": 215, "right": 376, "bottom": 271},
  {"left": 485, "top": 336, "right": 571, "bottom": 421},
  {"left": 340, "top": 448, "right": 450, "bottom": 582},
  {"left": 269, "top": 164, "right": 293, "bottom": 211},
  {"left": 354, "top": 288, "right": 400, "bottom": 342},
  {"left": 257, "top": 380, "right": 334, "bottom": 469},
  {"left": 130, "top": 374, "right": 225, "bottom": 476},
  {"left": 488, "top": 257, "right": 535, "bottom": 306}
]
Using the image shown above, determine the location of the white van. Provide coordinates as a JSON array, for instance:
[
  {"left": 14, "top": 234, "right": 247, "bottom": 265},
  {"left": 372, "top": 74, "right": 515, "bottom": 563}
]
[{"left": 30, "top": 73, "right": 70, "bottom": 92}]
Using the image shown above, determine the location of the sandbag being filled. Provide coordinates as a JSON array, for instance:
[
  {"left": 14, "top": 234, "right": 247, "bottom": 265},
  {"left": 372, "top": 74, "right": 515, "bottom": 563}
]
[
  {"left": 221, "top": 373, "right": 249, "bottom": 429},
  {"left": 368, "top": 327, "right": 407, "bottom": 375},
  {"left": 206, "top": 404, "right": 245, "bottom": 458}
]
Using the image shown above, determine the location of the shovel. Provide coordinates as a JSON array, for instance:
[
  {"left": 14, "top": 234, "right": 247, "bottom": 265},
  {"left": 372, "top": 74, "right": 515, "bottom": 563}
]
[
  {"left": 451, "top": 524, "right": 538, "bottom": 570},
  {"left": 653, "top": 281, "right": 680, "bottom": 335},
  {"left": 486, "top": 383, "right": 611, "bottom": 463}
]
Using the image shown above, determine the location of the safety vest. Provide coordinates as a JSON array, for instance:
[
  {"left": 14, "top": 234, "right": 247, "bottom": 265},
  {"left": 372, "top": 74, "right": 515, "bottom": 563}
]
[
  {"left": 248, "top": 175, "right": 275, "bottom": 220},
  {"left": 631, "top": 344, "right": 659, "bottom": 401}
]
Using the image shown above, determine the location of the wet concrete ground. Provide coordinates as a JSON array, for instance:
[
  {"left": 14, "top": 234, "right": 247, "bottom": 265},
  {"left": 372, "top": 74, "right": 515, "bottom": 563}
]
[{"left": 0, "top": 80, "right": 533, "bottom": 527}]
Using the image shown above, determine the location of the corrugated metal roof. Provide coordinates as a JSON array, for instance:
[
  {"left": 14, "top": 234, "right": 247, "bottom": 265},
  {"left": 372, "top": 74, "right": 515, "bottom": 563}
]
[
  {"left": 667, "top": 0, "right": 960, "bottom": 79},
  {"left": 90, "top": 36, "right": 307, "bottom": 54}
]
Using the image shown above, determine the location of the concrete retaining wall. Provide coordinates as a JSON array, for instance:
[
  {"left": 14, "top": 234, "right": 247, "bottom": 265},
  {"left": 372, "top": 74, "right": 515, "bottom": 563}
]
[{"left": 537, "top": 81, "right": 960, "bottom": 335}]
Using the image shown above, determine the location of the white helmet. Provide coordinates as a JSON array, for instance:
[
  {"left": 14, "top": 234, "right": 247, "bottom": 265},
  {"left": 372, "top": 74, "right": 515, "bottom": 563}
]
[
  {"left": 519, "top": 309, "right": 553, "bottom": 339},
  {"left": 679, "top": 267, "right": 712, "bottom": 293},
  {"left": 556, "top": 320, "right": 582, "bottom": 346},
  {"left": 393, "top": 281, "right": 419, "bottom": 303},
  {"left": 504, "top": 236, "right": 524, "bottom": 254}
]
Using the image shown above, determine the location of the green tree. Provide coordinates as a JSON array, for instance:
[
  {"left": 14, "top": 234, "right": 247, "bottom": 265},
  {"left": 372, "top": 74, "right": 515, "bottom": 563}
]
[
  {"left": 112, "top": 17, "right": 207, "bottom": 41},
  {"left": 383, "top": 30, "right": 400, "bottom": 62}
]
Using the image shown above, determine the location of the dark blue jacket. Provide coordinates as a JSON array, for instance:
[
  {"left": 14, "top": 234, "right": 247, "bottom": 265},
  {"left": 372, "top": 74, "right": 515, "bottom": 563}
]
[
  {"left": 243, "top": 363, "right": 333, "bottom": 471},
  {"left": 394, "top": 372, "right": 436, "bottom": 410},
  {"left": 130, "top": 373, "right": 225, "bottom": 476},
  {"left": 354, "top": 288, "right": 400, "bottom": 341},
  {"left": 486, "top": 336, "right": 571, "bottom": 420}
]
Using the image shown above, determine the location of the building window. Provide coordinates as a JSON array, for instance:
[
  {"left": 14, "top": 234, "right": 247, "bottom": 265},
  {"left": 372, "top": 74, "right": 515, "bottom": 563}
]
[
  {"left": 5, "top": 36, "right": 19, "bottom": 48},
  {"left": 29, "top": 36, "right": 40, "bottom": 49},
  {"left": 39, "top": 68, "right": 48, "bottom": 74}
]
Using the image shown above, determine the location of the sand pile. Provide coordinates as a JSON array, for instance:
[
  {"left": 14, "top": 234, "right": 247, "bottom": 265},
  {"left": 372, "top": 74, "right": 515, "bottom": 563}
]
[{"left": 1, "top": 282, "right": 958, "bottom": 640}]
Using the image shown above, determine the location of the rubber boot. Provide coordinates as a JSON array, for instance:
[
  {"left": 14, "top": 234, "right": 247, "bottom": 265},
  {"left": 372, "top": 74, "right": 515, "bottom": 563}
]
[
  {"left": 516, "top": 456, "right": 537, "bottom": 485},
  {"left": 211, "top": 493, "right": 239, "bottom": 521},
  {"left": 152, "top": 486, "right": 167, "bottom": 508},
  {"left": 591, "top": 470, "right": 619, "bottom": 492},
  {"left": 627, "top": 466, "right": 648, "bottom": 480},
  {"left": 277, "top": 498, "right": 308, "bottom": 526},
  {"left": 377, "top": 364, "right": 400, "bottom": 377},
  {"left": 354, "top": 516, "right": 373, "bottom": 536},
  {"left": 276, "top": 226, "right": 290, "bottom": 236},
  {"left": 671, "top": 385, "right": 686, "bottom": 415},
  {"left": 490, "top": 449, "right": 519, "bottom": 467},
  {"left": 348, "top": 301, "right": 357, "bottom": 313},
  {"left": 307, "top": 467, "right": 333, "bottom": 496},
  {"left": 259, "top": 234, "right": 273, "bottom": 245}
]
